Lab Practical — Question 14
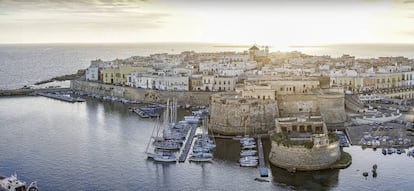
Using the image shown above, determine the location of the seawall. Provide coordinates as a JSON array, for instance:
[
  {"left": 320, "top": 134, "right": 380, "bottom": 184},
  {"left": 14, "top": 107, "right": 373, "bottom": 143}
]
[
  {"left": 0, "top": 88, "right": 71, "bottom": 96},
  {"left": 70, "top": 80, "right": 215, "bottom": 105}
]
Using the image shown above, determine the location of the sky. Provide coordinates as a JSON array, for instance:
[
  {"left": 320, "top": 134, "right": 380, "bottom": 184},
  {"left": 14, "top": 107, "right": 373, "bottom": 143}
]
[{"left": 0, "top": 0, "right": 414, "bottom": 45}]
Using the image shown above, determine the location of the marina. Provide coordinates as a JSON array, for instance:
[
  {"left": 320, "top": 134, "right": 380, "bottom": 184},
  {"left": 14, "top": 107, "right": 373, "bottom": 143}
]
[
  {"left": 257, "top": 136, "right": 268, "bottom": 177},
  {"left": 178, "top": 125, "right": 197, "bottom": 163},
  {"left": 0, "top": 96, "right": 413, "bottom": 190}
]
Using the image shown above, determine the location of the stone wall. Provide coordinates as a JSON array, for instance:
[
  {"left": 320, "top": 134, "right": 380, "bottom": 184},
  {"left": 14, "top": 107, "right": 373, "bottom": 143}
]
[
  {"left": 317, "top": 92, "right": 347, "bottom": 124},
  {"left": 269, "top": 141, "right": 341, "bottom": 171},
  {"left": 209, "top": 92, "right": 279, "bottom": 135},
  {"left": 70, "top": 80, "right": 215, "bottom": 105},
  {"left": 277, "top": 94, "right": 320, "bottom": 117},
  {"left": 277, "top": 90, "right": 347, "bottom": 129}
]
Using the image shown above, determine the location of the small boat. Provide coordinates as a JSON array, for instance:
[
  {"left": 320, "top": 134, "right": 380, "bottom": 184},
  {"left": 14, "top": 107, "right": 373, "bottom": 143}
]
[
  {"left": 382, "top": 148, "right": 387, "bottom": 155},
  {"left": 387, "top": 148, "right": 395, "bottom": 155},
  {"left": 241, "top": 155, "right": 258, "bottom": 160},
  {"left": 147, "top": 151, "right": 177, "bottom": 162},
  {"left": 407, "top": 149, "right": 414, "bottom": 156},
  {"left": 239, "top": 157, "right": 258, "bottom": 167},
  {"left": 242, "top": 144, "right": 256, "bottom": 149},
  {"left": 183, "top": 115, "right": 202, "bottom": 124},
  {"left": 189, "top": 152, "right": 213, "bottom": 162},
  {"left": 241, "top": 149, "right": 257, "bottom": 156},
  {"left": 153, "top": 140, "right": 180, "bottom": 150},
  {"left": 0, "top": 173, "right": 39, "bottom": 191}
]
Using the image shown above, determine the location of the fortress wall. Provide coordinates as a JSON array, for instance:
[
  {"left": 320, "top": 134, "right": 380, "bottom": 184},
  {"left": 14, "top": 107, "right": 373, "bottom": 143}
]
[
  {"left": 70, "top": 80, "right": 214, "bottom": 105},
  {"left": 276, "top": 94, "right": 320, "bottom": 117},
  {"left": 209, "top": 93, "right": 279, "bottom": 135},
  {"left": 269, "top": 141, "right": 341, "bottom": 171},
  {"left": 317, "top": 92, "right": 347, "bottom": 125}
]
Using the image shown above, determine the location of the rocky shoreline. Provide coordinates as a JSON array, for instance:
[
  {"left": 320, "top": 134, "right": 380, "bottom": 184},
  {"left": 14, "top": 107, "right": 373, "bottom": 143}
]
[{"left": 34, "top": 69, "right": 85, "bottom": 85}]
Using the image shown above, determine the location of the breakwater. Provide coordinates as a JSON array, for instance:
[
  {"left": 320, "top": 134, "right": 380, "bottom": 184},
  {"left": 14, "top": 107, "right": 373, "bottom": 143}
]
[
  {"left": 70, "top": 80, "right": 215, "bottom": 105},
  {"left": 0, "top": 88, "right": 71, "bottom": 96}
]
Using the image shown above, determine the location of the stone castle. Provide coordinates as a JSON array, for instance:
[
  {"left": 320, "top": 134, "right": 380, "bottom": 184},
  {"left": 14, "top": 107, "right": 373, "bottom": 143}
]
[{"left": 208, "top": 76, "right": 346, "bottom": 171}]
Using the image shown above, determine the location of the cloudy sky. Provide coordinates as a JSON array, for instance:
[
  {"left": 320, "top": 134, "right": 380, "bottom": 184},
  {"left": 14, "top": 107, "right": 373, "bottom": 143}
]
[{"left": 0, "top": 0, "right": 414, "bottom": 45}]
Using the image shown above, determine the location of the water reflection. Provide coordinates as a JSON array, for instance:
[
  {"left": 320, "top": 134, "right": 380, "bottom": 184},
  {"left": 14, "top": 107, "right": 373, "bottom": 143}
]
[{"left": 271, "top": 165, "right": 339, "bottom": 191}]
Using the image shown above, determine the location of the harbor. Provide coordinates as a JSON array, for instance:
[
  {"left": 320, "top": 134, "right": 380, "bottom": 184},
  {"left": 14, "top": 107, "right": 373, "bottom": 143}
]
[{"left": 1, "top": 95, "right": 414, "bottom": 190}]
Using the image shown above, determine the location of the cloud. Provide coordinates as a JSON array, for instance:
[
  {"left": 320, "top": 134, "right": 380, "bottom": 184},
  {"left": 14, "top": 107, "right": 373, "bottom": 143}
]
[{"left": 0, "top": 0, "right": 168, "bottom": 29}]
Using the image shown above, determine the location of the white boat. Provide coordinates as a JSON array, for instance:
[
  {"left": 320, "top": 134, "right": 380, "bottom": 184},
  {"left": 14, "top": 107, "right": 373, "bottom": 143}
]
[
  {"left": 352, "top": 113, "right": 402, "bottom": 125},
  {"left": 153, "top": 140, "right": 180, "bottom": 150},
  {"left": 239, "top": 157, "right": 258, "bottom": 167},
  {"left": 242, "top": 144, "right": 256, "bottom": 149},
  {"left": 147, "top": 151, "right": 177, "bottom": 162},
  {"left": 240, "top": 149, "right": 257, "bottom": 156},
  {"left": 0, "top": 173, "right": 39, "bottom": 191},
  {"left": 240, "top": 137, "right": 255, "bottom": 143},
  {"left": 241, "top": 155, "right": 258, "bottom": 160},
  {"left": 189, "top": 152, "right": 213, "bottom": 162},
  {"left": 184, "top": 115, "right": 202, "bottom": 124}
]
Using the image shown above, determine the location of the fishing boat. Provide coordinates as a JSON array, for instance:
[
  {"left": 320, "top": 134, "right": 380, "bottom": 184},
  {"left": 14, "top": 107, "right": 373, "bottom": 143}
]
[{"left": 0, "top": 173, "right": 39, "bottom": 191}]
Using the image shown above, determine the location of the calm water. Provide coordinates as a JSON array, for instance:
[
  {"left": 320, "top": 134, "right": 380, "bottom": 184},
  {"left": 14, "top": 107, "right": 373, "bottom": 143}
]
[
  {"left": 2, "top": 43, "right": 414, "bottom": 90},
  {"left": 0, "top": 96, "right": 414, "bottom": 191}
]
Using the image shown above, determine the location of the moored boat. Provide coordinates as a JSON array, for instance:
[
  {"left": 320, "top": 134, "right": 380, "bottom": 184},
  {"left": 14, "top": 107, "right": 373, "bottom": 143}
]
[{"left": 0, "top": 173, "right": 39, "bottom": 191}]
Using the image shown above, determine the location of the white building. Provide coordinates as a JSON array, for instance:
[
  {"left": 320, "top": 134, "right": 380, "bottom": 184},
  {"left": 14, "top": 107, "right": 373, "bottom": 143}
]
[
  {"left": 155, "top": 75, "right": 189, "bottom": 91},
  {"left": 85, "top": 59, "right": 104, "bottom": 81},
  {"left": 212, "top": 76, "right": 238, "bottom": 91}
]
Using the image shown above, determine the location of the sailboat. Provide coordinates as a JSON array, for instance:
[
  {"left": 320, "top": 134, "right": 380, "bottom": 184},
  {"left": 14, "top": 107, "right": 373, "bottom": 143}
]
[
  {"left": 189, "top": 119, "right": 214, "bottom": 162},
  {"left": 146, "top": 98, "right": 182, "bottom": 162}
]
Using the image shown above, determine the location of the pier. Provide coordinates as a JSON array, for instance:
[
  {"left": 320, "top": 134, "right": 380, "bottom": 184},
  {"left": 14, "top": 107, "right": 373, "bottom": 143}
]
[
  {"left": 257, "top": 135, "right": 268, "bottom": 177},
  {"left": 178, "top": 125, "right": 197, "bottom": 162},
  {"left": 0, "top": 88, "right": 71, "bottom": 96},
  {"left": 37, "top": 92, "right": 85, "bottom": 103}
]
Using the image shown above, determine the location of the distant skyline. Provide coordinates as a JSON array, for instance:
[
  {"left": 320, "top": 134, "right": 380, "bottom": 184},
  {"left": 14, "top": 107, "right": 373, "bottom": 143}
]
[{"left": 1, "top": 0, "right": 414, "bottom": 46}]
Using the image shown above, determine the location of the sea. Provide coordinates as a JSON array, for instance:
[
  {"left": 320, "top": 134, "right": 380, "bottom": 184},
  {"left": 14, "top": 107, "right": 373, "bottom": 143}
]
[{"left": 0, "top": 43, "right": 414, "bottom": 191}]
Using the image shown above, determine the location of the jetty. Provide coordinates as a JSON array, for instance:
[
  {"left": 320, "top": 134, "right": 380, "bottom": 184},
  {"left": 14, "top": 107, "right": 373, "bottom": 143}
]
[
  {"left": 178, "top": 125, "right": 197, "bottom": 162},
  {"left": 257, "top": 135, "right": 268, "bottom": 177},
  {"left": 37, "top": 92, "right": 85, "bottom": 103},
  {"left": 0, "top": 88, "right": 71, "bottom": 96}
]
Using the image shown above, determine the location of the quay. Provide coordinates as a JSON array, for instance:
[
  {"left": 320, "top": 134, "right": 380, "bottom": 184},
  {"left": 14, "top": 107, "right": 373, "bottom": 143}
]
[
  {"left": 257, "top": 135, "right": 268, "bottom": 177},
  {"left": 37, "top": 92, "right": 85, "bottom": 103},
  {"left": 178, "top": 125, "right": 197, "bottom": 162},
  {"left": 0, "top": 88, "right": 71, "bottom": 96}
]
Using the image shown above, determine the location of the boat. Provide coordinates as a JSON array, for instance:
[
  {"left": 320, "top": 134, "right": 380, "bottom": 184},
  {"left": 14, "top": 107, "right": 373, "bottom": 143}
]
[
  {"left": 407, "top": 149, "right": 414, "bottom": 156},
  {"left": 241, "top": 149, "right": 257, "bottom": 156},
  {"left": 242, "top": 144, "right": 256, "bottom": 149},
  {"left": 153, "top": 140, "right": 180, "bottom": 150},
  {"left": 239, "top": 157, "right": 258, "bottom": 167},
  {"left": 351, "top": 113, "right": 402, "bottom": 125},
  {"left": 240, "top": 136, "right": 255, "bottom": 144},
  {"left": 189, "top": 152, "right": 213, "bottom": 162},
  {"left": 183, "top": 115, "right": 202, "bottom": 124},
  {"left": 0, "top": 173, "right": 39, "bottom": 191},
  {"left": 147, "top": 151, "right": 177, "bottom": 162},
  {"left": 241, "top": 155, "right": 258, "bottom": 160}
]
